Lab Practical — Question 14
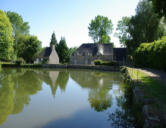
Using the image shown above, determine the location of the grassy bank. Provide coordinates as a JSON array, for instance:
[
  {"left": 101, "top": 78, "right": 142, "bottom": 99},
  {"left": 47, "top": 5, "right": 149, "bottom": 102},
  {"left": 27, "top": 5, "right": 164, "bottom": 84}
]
[
  {"left": 121, "top": 67, "right": 166, "bottom": 127},
  {"left": 127, "top": 67, "right": 166, "bottom": 104}
]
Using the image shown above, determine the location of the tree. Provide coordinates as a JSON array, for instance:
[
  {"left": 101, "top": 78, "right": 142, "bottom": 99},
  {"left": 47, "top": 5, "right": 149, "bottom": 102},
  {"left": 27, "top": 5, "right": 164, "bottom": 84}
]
[
  {"left": 68, "top": 47, "right": 77, "bottom": 56},
  {"left": 6, "top": 11, "right": 30, "bottom": 57},
  {"left": 58, "top": 37, "right": 70, "bottom": 63},
  {"left": 17, "top": 35, "right": 41, "bottom": 63},
  {"left": 88, "top": 88, "right": 112, "bottom": 112},
  {"left": 88, "top": 15, "right": 113, "bottom": 43},
  {"left": 150, "top": 0, "right": 166, "bottom": 17},
  {"left": 50, "top": 32, "right": 58, "bottom": 49},
  {"left": 115, "top": 17, "right": 131, "bottom": 47},
  {"left": 127, "top": 0, "right": 166, "bottom": 53},
  {"left": 0, "top": 10, "right": 14, "bottom": 61}
]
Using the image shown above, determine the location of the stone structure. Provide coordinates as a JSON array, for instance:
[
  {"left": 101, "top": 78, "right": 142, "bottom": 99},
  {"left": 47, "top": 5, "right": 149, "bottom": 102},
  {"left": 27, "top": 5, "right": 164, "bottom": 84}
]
[
  {"left": 34, "top": 44, "right": 59, "bottom": 64},
  {"left": 70, "top": 43, "right": 113, "bottom": 65},
  {"left": 70, "top": 43, "right": 126, "bottom": 65},
  {"left": 113, "top": 48, "right": 127, "bottom": 65}
]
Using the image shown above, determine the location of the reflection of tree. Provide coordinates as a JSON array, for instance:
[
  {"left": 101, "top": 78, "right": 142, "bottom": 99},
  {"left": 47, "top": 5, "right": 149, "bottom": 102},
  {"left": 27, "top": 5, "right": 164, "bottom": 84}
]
[
  {"left": 88, "top": 88, "right": 112, "bottom": 112},
  {"left": 36, "top": 70, "right": 69, "bottom": 96},
  {"left": 70, "top": 70, "right": 119, "bottom": 112},
  {"left": 108, "top": 109, "right": 135, "bottom": 128},
  {"left": 0, "top": 69, "right": 42, "bottom": 125},
  {"left": 107, "top": 82, "right": 136, "bottom": 128},
  {"left": 0, "top": 75, "right": 14, "bottom": 125},
  {"left": 56, "top": 71, "right": 69, "bottom": 91},
  {"left": 12, "top": 71, "right": 42, "bottom": 114}
]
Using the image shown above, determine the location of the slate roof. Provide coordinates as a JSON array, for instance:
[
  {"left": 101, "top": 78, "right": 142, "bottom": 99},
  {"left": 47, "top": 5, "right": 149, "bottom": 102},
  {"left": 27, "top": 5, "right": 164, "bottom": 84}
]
[
  {"left": 37, "top": 47, "right": 51, "bottom": 58},
  {"left": 73, "top": 43, "right": 113, "bottom": 56}
]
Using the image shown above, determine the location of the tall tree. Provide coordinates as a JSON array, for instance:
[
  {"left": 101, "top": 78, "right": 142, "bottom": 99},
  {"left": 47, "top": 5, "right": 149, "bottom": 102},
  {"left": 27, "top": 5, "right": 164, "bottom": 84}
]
[
  {"left": 58, "top": 37, "right": 70, "bottom": 63},
  {"left": 88, "top": 15, "right": 113, "bottom": 43},
  {"left": 0, "top": 10, "right": 14, "bottom": 60},
  {"left": 127, "top": 0, "right": 166, "bottom": 53},
  {"left": 150, "top": 0, "right": 166, "bottom": 17},
  {"left": 6, "top": 11, "right": 30, "bottom": 56},
  {"left": 50, "top": 32, "right": 58, "bottom": 49},
  {"left": 115, "top": 17, "right": 131, "bottom": 47},
  {"left": 17, "top": 35, "right": 41, "bottom": 63}
]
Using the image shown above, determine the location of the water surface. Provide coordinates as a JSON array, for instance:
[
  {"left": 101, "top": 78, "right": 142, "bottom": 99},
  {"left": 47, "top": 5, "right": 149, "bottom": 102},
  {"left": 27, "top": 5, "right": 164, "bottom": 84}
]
[{"left": 0, "top": 68, "right": 134, "bottom": 128}]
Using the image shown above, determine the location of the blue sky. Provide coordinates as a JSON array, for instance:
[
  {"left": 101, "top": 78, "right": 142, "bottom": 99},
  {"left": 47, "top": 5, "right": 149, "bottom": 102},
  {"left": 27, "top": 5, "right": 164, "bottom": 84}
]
[{"left": 1, "top": 0, "right": 140, "bottom": 48}]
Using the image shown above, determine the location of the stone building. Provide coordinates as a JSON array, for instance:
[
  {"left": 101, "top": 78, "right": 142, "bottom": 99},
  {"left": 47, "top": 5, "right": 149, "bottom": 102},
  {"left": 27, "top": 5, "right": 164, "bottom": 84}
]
[
  {"left": 34, "top": 44, "right": 59, "bottom": 64},
  {"left": 70, "top": 43, "right": 113, "bottom": 65},
  {"left": 113, "top": 48, "right": 127, "bottom": 65},
  {"left": 70, "top": 43, "right": 126, "bottom": 65}
]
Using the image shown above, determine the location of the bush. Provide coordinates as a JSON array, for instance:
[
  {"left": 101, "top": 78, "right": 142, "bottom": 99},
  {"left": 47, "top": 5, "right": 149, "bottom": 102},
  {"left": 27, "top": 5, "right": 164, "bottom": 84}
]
[
  {"left": 15, "top": 58, "right": 25, "bottom": 65},
  {"left": 94, "top": 59, "right": 119, "bottom": 66},
  {"left": 42, "top": 58, "right": 48, "bottom": 64},
  {"left": 133, "top": 36, "right": 166, "bottom": 71}
]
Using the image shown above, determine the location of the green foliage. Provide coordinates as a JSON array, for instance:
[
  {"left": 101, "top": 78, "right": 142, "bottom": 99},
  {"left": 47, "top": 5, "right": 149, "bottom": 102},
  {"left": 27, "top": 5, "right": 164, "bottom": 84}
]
[
  {"left": 0, "top": 75, "right": 14, "bottom": 125},
  {"left": 88, "top": 15, "right": 113, "bottom": 43},
  {"left": 150, "top": 0, "right": 166, "bottom": 17},
  {"left": 17, "top": 35, "right": 41, "bottom": 63},
  {"left": 15, "top": 58, "right": 25, "bottom": 65},
  {"left": 0, "top": 68, "right": 42, "bottom": 123},
  {"left": 88, "top": 88, "right": 112, "bottom": 112},
  {"left": 50, "top": 32, "right": 58, "bottom": 48},
  {"left": 133, "top": 36, "right": 166, "bottom": 71},
  {"left": 6, "top": 11, "right": 30, "bottom": 57},
  {"left": 68, "top": 47, "right": 77, "bottom": 56},
  {"left": 56, "top": 71, "right": 69, "bottom": 91},
  {"left": 94, "top": 59, "right": 119, "bottom": 66},
  {"left": 42, "top": 58, "right": 48, "bottom": 64},
  {"left": 115, "top": 17, "right": 131, "bottom": 47},
  {"left": 57, "top": 37, "right": 70, "bottom": 63},
  {"left": 0, "top": 10, "right": 14, "bottom": 61},
  {"left": 118, "top": 0, "right": 166, "bottom": 54}
]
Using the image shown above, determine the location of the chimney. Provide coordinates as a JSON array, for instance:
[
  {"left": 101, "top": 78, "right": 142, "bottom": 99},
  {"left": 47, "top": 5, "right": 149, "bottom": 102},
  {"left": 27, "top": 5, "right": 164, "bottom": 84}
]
[{"left": 51, "top": 44, "right": 55, "bottom": 51}]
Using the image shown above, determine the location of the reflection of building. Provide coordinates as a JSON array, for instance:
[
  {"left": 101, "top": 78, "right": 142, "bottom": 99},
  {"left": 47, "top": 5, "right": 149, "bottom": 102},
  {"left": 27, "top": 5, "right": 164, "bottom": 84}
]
[
  {"left": 70, "top": 43, "right": 126, "bottom": 65},
  {"left": 36, "top": 70, "right": 69, "bottom": 96},
  {"left": 36, "top": 70, "right": 59, "bottom": 95},
  {"left": 34, "top": 44, "right": 59, "bottom": 64},
  {"left": 70, "top": 70, "right": 120, "bottom": 89}
]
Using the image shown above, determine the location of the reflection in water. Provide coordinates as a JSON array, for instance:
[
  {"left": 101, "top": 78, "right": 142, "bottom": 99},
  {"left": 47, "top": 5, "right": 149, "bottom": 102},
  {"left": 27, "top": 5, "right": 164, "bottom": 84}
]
[
  {"left": 70, "top": 71, "right": 121, "bottom": 112},
  {"left": 0, "top": 68, "right": 135, "bottom": 128},
  {"left": 0, "top": 70, "right": 14, "bottom": 125},
  {"left": 88, "top": 88, "right": 112, "bottom": 112},
  {"left": 36, "top": 70, "right": 69, "bottom": 96},
  {"left": 0, "top": 69, "right": 42, "bottom": 125}
]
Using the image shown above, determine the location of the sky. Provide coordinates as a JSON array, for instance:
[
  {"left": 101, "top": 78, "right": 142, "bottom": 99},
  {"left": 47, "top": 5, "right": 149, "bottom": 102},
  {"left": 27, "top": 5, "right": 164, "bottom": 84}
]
[{"left": 1, "top": 0, "right": 140, "bottom": 48}]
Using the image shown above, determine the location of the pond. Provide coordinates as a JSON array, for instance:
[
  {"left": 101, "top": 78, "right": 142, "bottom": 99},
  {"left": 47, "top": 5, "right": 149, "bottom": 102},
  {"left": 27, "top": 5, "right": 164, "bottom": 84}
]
[{"left": 0, "top": 68, "right": 135, "bottom": 128}]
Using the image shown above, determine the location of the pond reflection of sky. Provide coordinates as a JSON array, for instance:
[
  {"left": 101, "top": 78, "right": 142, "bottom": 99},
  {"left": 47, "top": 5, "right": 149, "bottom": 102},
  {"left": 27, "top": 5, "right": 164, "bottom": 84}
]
[{"left": 0, "top": 69, "right": 134, "bottom": 128}]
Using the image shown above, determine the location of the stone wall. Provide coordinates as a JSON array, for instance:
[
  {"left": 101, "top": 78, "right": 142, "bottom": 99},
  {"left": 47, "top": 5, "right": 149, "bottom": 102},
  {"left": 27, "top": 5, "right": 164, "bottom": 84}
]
[{"left": 70, "top": 54, "right": 113, "bottom": 65}]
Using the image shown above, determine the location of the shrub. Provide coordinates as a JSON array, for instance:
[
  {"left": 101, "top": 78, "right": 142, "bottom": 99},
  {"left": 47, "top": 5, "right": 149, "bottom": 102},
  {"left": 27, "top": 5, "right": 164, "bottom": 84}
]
[
  {"left": 133, "top": 36, "right": 166, "bottom": 71},
  {"left": 42, "top": 58, "right": 48, "bottom": 64},
  {"left": 94, "top": 59, "right": 119, "bottom": 66},
  {"left": 16, "top": 58, "right": 25, "bottom": 65},
  {"left": 94, "top": 59, "right": 102, "bottom": 65}
]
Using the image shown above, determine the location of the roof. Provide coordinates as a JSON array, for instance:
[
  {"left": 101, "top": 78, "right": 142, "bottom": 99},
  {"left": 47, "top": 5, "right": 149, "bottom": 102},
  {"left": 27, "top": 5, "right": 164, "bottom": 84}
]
[
  {"left": 73, "top": 43, "right": 113, "bottom": 56},
  {"left": 37, "top": 47, "right": 51, "bottom": 58}
]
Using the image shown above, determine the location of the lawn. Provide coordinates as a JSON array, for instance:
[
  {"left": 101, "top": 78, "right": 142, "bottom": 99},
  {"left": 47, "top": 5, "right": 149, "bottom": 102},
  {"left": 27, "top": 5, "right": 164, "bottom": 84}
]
[{"left": 127, "top": 67, "right": 166, "bottom": 107}]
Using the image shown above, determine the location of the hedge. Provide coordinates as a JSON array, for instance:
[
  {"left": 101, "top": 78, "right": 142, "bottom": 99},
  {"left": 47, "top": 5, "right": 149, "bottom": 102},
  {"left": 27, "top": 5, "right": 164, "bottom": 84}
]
[
  {"left": 94, "top": 59, "right": 119, "bottom": 66},
  {"left": 133, "top": 36, "right": 166, "bottom": 71}
]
